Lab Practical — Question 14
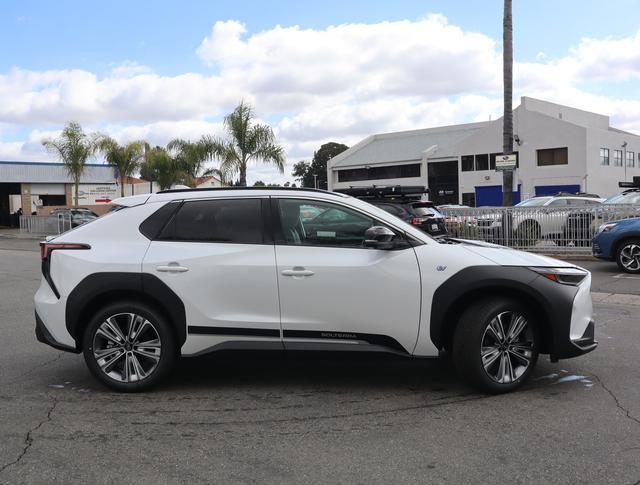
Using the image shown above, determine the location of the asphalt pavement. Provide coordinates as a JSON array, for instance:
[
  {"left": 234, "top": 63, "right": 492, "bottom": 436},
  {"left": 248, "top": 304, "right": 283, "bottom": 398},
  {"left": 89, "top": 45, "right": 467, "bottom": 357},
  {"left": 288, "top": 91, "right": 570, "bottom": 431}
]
[{"left": 0, "top": 238, "right": 639, "bottom": 484}]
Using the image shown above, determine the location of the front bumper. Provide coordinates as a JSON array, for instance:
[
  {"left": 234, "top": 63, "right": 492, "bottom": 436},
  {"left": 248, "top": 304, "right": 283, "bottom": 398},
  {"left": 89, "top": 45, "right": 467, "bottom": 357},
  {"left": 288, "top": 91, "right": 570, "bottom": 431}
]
[{"left": 35, "top": 311, "right": 80, "bottom": 353}]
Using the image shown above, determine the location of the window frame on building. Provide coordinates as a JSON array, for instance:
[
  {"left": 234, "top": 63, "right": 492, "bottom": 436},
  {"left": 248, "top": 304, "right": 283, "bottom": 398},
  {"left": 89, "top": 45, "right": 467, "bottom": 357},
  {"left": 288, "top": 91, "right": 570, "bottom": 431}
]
[
  {"left": 613, "top": 149, "right": 623, "bottom": 167},
  {"left": 536, "top": 147, "right": 568, "bottom": 167},
  {"left": 336, "top": 163, "right": 421, "bottom": 182},
  {"left": 627, "top": 151, "right": 635, "bottom": 168},
  {"left": 461, "top": 155, "right": 474, "bottom": 172},
  {"left": 600, "top": 148, "right": 610, "bottom": 166}
]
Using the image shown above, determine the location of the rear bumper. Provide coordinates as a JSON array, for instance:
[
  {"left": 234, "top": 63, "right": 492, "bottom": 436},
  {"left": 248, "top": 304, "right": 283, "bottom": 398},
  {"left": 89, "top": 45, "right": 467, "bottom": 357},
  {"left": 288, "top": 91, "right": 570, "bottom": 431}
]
[{"left": 35, "top": 311, "right": 79, "bottom": 353}]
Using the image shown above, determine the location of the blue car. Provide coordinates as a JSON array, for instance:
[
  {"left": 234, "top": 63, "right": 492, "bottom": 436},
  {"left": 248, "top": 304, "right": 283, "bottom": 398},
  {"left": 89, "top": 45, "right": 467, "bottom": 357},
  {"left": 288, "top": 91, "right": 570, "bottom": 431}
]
[{"left": 593, "top": 218, "right": 640, "bottom": 273}]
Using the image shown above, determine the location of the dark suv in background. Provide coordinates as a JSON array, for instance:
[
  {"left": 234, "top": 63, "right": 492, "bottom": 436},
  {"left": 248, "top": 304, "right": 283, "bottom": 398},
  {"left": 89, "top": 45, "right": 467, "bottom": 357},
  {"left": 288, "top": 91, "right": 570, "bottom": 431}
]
[{"left": 334, "top": 186, "right": 447, "bottom": 237}]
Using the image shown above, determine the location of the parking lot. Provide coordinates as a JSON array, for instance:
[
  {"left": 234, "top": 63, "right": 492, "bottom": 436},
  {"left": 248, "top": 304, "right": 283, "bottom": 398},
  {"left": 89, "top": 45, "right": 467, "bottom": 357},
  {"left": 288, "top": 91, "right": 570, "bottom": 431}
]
[{"left": 1, "top": 238, "right": 639, "bottom": 484}]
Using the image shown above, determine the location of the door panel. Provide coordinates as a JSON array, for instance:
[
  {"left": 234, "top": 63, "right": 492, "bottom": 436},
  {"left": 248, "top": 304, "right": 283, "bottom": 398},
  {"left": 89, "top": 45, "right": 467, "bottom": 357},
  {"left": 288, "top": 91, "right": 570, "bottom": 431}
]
[
  {"left": 143, "top": 241, "right": 280, "bottom": 354},
  {"left": 272, "top": 198, "right": 422, "bottom": 353}
]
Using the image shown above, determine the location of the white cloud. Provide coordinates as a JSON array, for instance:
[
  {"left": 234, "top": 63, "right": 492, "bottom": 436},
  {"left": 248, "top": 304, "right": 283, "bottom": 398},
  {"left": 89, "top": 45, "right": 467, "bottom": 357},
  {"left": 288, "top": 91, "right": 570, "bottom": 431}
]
[{"left": 1, "top": 16, "right": 640, "bottom": 184}]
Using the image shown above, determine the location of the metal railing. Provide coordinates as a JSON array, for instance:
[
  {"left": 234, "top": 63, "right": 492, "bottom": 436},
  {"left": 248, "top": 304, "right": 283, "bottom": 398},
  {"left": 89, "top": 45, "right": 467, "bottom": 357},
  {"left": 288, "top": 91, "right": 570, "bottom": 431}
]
[
  {"left": 439, "top": 204, "right": 640, "bottom": 254},
  {"left": 19, "top": 214, "right": 73, "bottom": 235}
]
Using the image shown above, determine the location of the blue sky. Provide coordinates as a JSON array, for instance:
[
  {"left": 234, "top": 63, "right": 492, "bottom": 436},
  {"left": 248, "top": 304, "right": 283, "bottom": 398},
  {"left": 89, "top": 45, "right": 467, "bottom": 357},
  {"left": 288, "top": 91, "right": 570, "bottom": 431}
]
[{"left": 1, "top": 0, "right": 640, "bottom": 183}]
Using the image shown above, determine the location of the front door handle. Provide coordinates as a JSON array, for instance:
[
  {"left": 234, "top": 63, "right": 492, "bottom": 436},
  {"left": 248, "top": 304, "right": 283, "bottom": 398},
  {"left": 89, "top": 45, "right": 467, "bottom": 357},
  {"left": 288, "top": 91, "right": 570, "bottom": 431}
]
[
  {"left": 281, "top": 267, "right": 314, "bottom": 277},
  {"left": 156, "top": 263, "right": 189, "bottom": 273}
]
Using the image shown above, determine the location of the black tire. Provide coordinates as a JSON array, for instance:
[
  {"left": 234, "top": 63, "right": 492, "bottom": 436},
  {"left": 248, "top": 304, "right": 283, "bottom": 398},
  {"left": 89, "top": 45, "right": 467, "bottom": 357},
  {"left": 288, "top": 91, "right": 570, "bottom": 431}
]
[
  {"left": 82, "top": 301, "right": 177, "bottom": 392},
  {"left": 615, "top": 239, "right": 640, "bottom": 274},
  {"left": 452, "top": 298, "right": 539, "bottom": 394}
]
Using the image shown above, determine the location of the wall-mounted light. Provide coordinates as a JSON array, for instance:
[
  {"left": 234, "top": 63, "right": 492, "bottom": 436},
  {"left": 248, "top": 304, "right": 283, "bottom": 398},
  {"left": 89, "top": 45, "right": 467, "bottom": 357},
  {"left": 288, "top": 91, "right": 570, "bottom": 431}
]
[{"left": 514, "top": 134, "right": 521, "bottom": 146}]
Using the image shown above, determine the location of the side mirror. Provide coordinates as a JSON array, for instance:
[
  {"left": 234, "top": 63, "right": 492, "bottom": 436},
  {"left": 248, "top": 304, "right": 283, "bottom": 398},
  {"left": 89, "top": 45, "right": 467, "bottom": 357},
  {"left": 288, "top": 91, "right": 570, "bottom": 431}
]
[{"left": 364, "top": 226, "right": 396, "bottom": 249}]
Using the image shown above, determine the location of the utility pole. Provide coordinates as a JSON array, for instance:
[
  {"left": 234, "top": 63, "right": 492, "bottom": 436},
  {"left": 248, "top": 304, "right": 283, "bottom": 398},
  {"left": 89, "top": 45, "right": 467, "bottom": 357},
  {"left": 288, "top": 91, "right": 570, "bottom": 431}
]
[{"left": 502, "top": 0, "right": 514, "bottom": 206}]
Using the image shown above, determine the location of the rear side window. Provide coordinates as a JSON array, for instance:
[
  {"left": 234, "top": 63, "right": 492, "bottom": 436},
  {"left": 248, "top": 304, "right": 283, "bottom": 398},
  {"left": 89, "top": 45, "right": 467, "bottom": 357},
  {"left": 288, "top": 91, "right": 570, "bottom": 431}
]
[
  {"left": 160, "top": 198, "right": 264, "bottom": 244},
  {"left": 139, "top": 201, "right": 181, "bottom": 240}
]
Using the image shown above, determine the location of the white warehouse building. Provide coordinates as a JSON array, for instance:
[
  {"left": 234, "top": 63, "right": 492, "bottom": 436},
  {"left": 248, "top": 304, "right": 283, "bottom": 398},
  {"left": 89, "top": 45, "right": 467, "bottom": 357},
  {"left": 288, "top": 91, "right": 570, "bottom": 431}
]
[{"left": 327, "top": 97, "right": 640, "bottom": 206}]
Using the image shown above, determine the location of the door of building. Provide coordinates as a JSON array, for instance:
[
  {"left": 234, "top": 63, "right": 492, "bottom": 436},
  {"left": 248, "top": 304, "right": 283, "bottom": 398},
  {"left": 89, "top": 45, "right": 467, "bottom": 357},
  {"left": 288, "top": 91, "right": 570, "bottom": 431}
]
[{"left": 427, "top": 160, "right": 459, "bottom": 205}]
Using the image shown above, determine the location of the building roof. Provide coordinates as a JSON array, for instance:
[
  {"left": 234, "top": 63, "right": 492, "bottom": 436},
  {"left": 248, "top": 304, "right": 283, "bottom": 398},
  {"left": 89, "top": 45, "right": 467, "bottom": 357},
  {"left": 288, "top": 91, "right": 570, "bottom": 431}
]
[
  {"left": 330, "top": 121, "right": 491, "bottom": 169},
  {"left": 0, "top": 160, "right": 116, "bottom": 184}
]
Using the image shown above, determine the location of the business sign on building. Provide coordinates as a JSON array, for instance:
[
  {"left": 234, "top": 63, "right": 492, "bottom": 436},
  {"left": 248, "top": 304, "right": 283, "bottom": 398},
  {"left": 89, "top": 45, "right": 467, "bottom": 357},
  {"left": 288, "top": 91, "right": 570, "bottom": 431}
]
[
  {"left": 495, "top": 154, "right": 517, "bottom": 171},
  {"left": 72, "top": 184, "right": 118, "bottom": 204}
]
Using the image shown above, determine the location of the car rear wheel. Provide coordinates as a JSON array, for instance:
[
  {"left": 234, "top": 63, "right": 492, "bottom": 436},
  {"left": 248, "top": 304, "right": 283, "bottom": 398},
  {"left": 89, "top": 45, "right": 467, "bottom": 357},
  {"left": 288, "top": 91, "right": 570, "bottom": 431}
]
[
  {"left": 616, "top": 239, "right": 640, "bottom": 274},
  {"left": 82, "top": 301, "right": 176, "bottom": 392},
  {"left": 452, "top": 298, "right": 539, "bottom": 393}
]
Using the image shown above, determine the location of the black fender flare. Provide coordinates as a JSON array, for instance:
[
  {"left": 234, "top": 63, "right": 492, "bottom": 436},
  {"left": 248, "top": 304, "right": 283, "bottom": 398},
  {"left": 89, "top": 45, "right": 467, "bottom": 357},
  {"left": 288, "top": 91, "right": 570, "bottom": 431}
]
[{"left": 65, "top": 272, "right": 186, "bottom": 349}]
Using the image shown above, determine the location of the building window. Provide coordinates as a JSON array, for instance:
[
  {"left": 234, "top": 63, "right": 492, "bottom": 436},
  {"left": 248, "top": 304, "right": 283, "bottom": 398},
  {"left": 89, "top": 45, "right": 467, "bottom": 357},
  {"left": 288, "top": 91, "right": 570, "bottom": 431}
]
[
  {"left": 537, "top": 147, "right": 568, "bottom": 166},
  {"left": 613, "top": 150, "right": 623, "bottom": 166},
  {"left": 462, "top": 192, "right": 476, "bottom": 207},
  {"left": 475, "top": 154, "right": 489, "bottom": 171},
  {"left": 461, "top": 155, "right": 474, "bottom": 172},
  {"left": 627, "top": 151, "right": 635, "bottom": 168},
  {"left": 336, "top": 163, "right": 421, "bottom": 182},
  {"left": 600, "top": 148, "right": 609, "bottom": 166}
]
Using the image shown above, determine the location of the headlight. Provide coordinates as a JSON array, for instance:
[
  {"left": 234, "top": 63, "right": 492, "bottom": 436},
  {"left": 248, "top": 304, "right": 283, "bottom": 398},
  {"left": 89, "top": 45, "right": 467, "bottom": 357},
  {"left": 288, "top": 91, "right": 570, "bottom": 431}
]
[
  {"left": 597, "top": 222, "right": 617, "bottom": 233},
  {"left": 529, "top": 267, "right": 588, "bottom": 286}
]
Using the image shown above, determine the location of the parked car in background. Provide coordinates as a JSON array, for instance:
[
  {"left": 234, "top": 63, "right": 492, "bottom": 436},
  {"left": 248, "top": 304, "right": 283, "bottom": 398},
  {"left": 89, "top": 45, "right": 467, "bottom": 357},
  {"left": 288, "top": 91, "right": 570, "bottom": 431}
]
[
  {"left": 592, "top": 217, "right": 640, "bottom": 273},
  {"left": 565, "top": 184, "right": 640, "bottom": 246},
  {"left": 335, "top": 186, "right": 447, "bottom": 237},
  {"left": 35, "top": 187, "right": 596, "bottom": 394},
  {"left": 49, "top": 208, "right": 99, "bottom": 228},
  {"left": 474, "top": 193, "right": 603, "bottom": 244}
]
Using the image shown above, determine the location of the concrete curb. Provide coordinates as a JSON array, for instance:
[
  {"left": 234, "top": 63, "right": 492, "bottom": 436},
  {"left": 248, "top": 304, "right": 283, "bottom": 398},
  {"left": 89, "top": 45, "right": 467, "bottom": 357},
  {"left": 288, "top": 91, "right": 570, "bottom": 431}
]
[{"left": 592, "top": 291, "right": 640, "bottom": 306}]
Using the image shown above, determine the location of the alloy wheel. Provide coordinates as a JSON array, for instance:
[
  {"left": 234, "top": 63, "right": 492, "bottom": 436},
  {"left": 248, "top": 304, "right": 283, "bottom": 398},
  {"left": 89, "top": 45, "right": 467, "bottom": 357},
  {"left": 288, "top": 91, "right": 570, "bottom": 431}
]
[
  {"left": 92, "top": 313, "right": 161, "bottom": 383},
  {"left": 619, "top": 243, "right": 640, "bottom": 271},
  {"left": 480, "top": 311, "right": 534, "bottom": 384}
]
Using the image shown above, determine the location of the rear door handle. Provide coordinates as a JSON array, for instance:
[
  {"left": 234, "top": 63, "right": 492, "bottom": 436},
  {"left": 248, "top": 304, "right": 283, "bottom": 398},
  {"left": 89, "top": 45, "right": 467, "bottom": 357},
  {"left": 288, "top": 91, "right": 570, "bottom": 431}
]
[
  {"left": 281, "top": 267, "right": 314, "bottom": 277},
  {"left": 156, "top": 263, "right": 189, "bottom": 273}
]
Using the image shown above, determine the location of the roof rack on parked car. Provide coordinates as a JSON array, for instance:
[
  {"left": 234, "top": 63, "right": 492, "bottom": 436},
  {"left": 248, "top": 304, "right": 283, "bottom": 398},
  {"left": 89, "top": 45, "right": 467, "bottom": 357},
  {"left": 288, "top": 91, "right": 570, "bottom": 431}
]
[
  {"left": 157, "top": 186, "right": 331, "bottom": 194},
  {"left": 619, "top": 176, "right": 640, "bottom": 189},
  {"left": 334, "top": 185, "right": 429, "bottom": 199},
  {"left": 554, "top": 191, "right": 601, "bottom": 198}
]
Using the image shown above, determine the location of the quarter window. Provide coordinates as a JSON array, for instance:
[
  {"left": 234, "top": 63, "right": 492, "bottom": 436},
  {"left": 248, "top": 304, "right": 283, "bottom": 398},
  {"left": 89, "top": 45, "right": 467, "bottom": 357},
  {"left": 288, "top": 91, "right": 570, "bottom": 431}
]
[
  {"left": 160, "top": 198, "right": 264, "bottom": 244},
  {"left": 613, "top": 150, "right": 623, "bottom": 167},
  {"left": 600, "top": 148, "right": 609, "bottom": 166},
  {"left": 276, "top": 199, "right": 377, "bottom": 248}
]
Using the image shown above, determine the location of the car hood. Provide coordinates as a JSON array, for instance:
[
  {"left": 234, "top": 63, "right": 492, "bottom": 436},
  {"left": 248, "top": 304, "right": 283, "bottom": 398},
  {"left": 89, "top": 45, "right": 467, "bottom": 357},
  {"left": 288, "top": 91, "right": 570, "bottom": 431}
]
[{"left": 451, "top": 238, "right": 578, "bottom": 268}]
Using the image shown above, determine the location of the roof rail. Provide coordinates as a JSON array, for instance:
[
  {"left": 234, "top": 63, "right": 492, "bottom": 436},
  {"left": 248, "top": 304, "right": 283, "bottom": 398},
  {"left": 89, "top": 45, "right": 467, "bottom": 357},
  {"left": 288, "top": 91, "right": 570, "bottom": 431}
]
[{"left": 157, "top": 186, "right": 331, "bottom": 195}]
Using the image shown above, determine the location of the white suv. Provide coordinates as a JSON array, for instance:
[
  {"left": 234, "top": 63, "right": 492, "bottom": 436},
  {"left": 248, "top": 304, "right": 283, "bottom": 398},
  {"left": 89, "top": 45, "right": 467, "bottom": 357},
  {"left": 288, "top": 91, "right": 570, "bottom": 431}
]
[{"left": 35, "top": 188, "right": 597, "bottom": 393}]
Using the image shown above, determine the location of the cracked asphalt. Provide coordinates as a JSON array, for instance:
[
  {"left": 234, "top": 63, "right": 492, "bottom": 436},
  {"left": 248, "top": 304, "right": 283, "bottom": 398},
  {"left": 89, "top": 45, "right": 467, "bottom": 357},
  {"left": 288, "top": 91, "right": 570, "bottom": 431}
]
[{"left": 1, "top": 240, "right": 639, "bottom": 484}]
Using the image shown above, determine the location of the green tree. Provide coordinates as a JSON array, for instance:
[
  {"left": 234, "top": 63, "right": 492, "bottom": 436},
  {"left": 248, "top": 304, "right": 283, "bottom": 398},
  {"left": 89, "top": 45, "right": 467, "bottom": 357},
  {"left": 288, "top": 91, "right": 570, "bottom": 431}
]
[
  {"left": 140, "top": 146, "right": 181, "bottom": 190},
  {"left": 292, "top": 160, "right": 314, "bottom": 188},
  {"left": 205, "top": 101, "right": 285, "bottom": 186},
  {"left": 41, "top": 121, "right": 100, "bottom": 207},
  {"left": 167, "top": 138, "right": 223, "bottom": 188},
  {"left": 502, "top": 0, "right": 514, "bottom": 206},
  {"left": 96, "top": 137, "right": 146, "bottom": 197},
  {"left": 253, "top": 180, "right": 266, "bottom": 187}
]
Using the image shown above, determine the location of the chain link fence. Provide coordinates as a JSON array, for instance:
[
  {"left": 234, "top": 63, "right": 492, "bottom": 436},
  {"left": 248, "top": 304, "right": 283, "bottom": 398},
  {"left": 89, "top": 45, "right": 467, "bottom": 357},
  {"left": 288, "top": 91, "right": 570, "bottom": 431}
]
[
  {"left": 19, "top": 214, "right": 73, "bottom": 236},
  {"left": 439, "top": 204, "right": 640, "bottom": 254}
]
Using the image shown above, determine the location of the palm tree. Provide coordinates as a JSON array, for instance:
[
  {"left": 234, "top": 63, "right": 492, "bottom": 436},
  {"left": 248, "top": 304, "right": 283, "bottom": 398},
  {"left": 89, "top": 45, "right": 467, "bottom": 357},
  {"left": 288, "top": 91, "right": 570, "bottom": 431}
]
[
  {"left": 96, "top": 137, "right": 146, "bottom": 197},
  {"left": 140, "top": 146, "right": 182, "bottom": 190},
  {"left": 502, "top": 0, "right": 514, "bottom": 206},
  {"left": 205, "top": 101, "right": 285, "bottom": 186},
  {"left": 167, "top": 138, "right": 223, "bottom": 188},
  {"left": 42, "top": 121, "right": 99, "bottom": 207}
]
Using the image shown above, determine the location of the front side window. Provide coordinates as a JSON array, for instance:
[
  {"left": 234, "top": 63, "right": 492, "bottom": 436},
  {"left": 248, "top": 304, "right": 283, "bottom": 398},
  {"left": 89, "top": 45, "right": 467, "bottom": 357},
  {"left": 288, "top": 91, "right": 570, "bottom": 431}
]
[
  {"left": 276, "top": 199, "right": 378, "bottom": 248},
  {"left": 613, "top": 150, "right": 623, "bottom": 167},
  {"left": 160, "top": 198, "right": 263, "bottom": 244},
  {"left": 600, "top": 148, "right": 609, "bottom": 166},
  {"left": 627, "top": 151, "right": 635, "bottom": 168}
]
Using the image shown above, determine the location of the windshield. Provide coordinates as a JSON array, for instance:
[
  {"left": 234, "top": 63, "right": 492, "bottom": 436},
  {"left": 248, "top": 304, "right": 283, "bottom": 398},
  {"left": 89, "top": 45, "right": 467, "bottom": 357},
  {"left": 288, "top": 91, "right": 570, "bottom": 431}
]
[
  {"left": 516, "top": 197, "right": 552, "bottom": 207},
  {"left": 604, "top": 191, "right": 640, "bottom": 204}
]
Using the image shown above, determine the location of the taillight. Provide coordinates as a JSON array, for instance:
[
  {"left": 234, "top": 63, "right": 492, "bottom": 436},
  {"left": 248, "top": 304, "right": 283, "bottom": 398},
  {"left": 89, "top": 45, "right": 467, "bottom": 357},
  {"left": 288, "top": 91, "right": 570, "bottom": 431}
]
[
  {"left": 410, "top": 217, "right": 427, "bottom": 225},
  {"left": 40, "top": 242, "right": 90, "bottom": 260}
]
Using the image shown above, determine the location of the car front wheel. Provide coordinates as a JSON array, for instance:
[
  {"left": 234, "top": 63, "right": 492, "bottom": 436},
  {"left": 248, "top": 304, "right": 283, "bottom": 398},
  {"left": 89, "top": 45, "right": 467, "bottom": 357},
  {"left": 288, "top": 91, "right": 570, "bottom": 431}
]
[
  {"left": 82, "top": 301, "right": 176, "bottom": 392},
  {"left": 616, "top": 239, "right": 640, "bottom": 274},
  {"left": 452, "top": 298, "right": 539, "bottom": 393}
]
